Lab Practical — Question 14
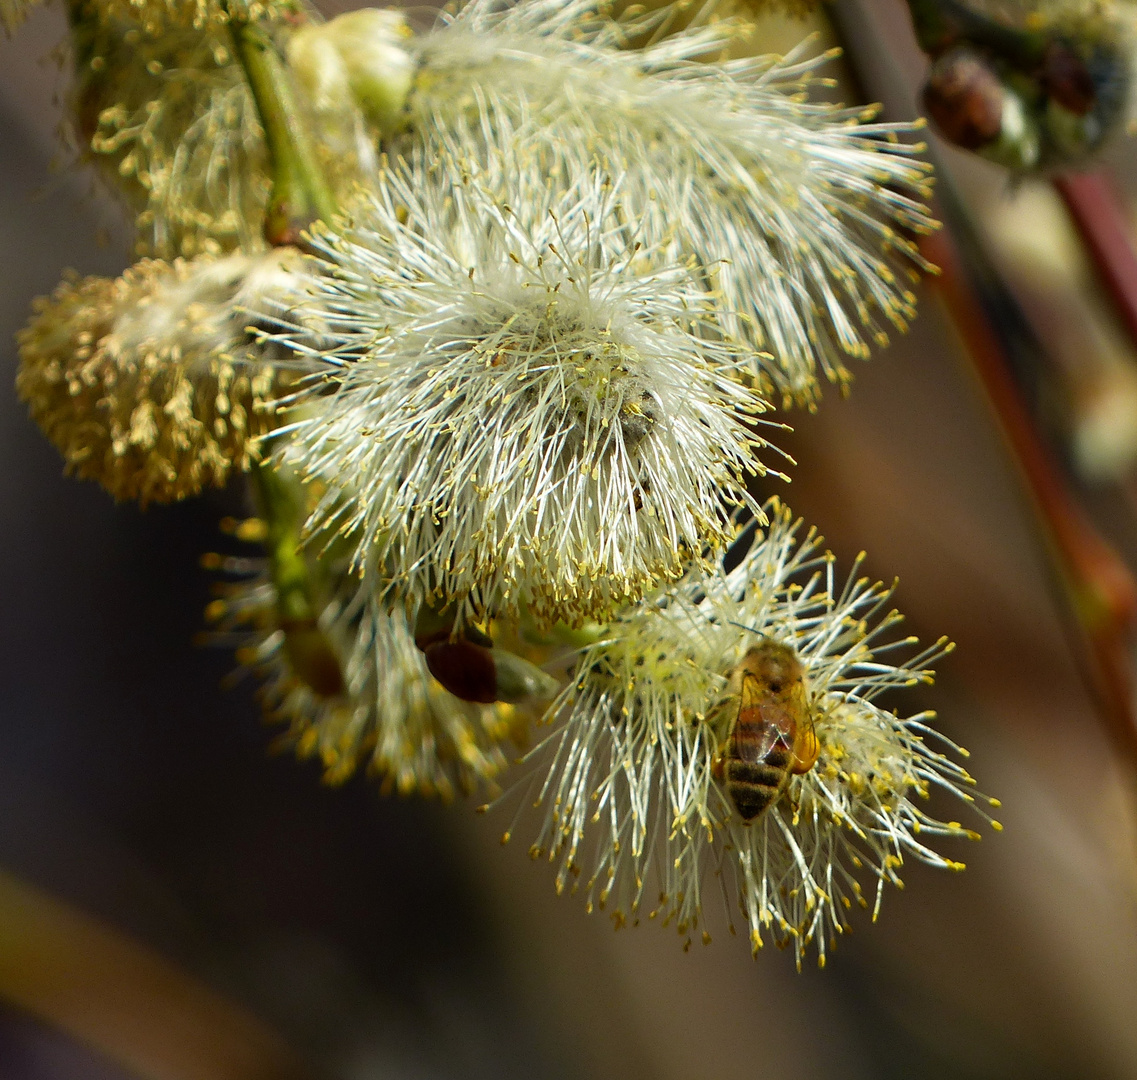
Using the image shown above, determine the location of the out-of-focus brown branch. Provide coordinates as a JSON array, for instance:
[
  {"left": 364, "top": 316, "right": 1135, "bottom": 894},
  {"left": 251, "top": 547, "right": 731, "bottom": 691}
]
[
  {"left": 925, "top": 229, "right": 1137, "bottom": 763},
  {"left": 1055, "top": 172, "right": 1137, "bottom": 349},
  {"left": 828, "top": 0, "right": 1137, "bottom": 767},
  {"left": 0, "top": 869, "right": 312, "bottom": 1080}
]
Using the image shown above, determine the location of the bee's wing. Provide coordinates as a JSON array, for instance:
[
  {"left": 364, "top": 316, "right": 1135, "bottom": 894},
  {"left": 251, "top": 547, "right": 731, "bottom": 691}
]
[{"left": 733, "top": 672, "right": 789, "bottom": 764}]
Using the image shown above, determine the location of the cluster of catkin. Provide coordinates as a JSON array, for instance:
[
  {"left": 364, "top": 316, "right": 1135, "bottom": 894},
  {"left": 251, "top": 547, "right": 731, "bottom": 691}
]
[{"left": 10, "top": 0, "right": 997, "bottom": 964}]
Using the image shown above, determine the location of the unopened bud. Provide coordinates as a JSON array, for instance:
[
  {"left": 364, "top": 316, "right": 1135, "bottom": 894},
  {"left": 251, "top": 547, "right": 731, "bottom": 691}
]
[
  {"left": 419, "top": 631, "right": 558, "bottom": 705},
  {"left": 422, "top": 638, "right": 498, "bottom": 704},
  {"left": 922, "top": 46, "right": 1040, "bottom": 170},
  {"left": 289, "top": 9, "right": 414, "bottom": 139},
  {"left": 287, "top": 24, "right": 354, "bottom": 116},
  {"left": 490, "top": 649, "right": 560, "bottom": 703}
]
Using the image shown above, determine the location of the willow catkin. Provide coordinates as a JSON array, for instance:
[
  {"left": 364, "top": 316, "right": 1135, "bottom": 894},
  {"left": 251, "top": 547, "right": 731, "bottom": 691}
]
[{"left": 17, "top": 249, "right": 307, "bottom": 505}]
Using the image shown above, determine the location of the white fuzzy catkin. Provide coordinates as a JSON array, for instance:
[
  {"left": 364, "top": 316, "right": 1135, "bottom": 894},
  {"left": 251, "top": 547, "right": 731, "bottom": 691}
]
[
  {"left": 518, "top": 502, "right": 999, "bottom": 966},
  {"left": 276, "top": 160, "right": 780, "bottom": 625},
  {"left": 403, "top": 0, "right": 937, "bottom": 401}
]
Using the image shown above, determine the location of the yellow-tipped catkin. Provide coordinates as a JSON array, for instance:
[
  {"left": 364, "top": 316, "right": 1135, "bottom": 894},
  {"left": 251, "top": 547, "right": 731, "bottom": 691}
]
[
  {"left": 204, "top": 554, "right": 533, "bottom": 800},
  {"left": 72, "top": 13, "right": 271, "bottom": 259},
  {"left": 17, "top": 249, "right": 307, "bottom": 505},
  {"left": 71, "top": 3, "right": 376, "bottom": 259},
  {"left": 523, "top": 501, "right": 996, "bottom": 965},
  {"left": 92, "top": 0, "right": 292, "bottom": 33}
]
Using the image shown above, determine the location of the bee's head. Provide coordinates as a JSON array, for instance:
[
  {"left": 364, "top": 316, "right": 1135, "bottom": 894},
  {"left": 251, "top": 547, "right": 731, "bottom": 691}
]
[{"left": 744, "top": 640, "right": 803, "bottom": 694}]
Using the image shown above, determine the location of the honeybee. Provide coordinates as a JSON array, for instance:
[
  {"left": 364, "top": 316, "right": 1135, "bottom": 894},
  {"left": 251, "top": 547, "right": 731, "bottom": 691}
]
[{"left": 711, "top": 641, "right": 821, "bottom": 823}]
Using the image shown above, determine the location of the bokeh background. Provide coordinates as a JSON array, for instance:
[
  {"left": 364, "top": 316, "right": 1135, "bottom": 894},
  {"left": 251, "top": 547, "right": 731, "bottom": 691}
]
[{"left": 3, "top": 2, "right": 1137, "bottom": 1077}]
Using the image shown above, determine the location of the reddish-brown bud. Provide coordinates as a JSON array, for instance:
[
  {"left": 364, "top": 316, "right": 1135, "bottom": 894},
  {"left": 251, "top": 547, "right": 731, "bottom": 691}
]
[
  {"left": 923, "top": 47, "right": 1005, "bottom": 150},
  {"left": 422, "top": 639, "right": 499, "bottom": 704}
]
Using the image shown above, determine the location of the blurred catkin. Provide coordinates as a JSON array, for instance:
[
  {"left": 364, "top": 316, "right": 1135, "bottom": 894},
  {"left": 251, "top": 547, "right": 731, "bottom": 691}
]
[{"left": 17, "top": 250, "right": 304, "bottom": 504}]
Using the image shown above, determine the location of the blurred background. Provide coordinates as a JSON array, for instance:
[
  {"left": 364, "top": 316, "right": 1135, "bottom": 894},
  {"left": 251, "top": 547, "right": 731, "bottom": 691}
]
[{"left": 4, "top": 1, "right": 1137, "bottom": 1077}]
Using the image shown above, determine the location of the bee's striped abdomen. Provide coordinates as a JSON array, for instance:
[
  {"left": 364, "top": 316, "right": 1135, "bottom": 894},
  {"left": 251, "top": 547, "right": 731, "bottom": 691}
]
[{"left": 724, "top": 742, "right": 793, "bottom": 822}]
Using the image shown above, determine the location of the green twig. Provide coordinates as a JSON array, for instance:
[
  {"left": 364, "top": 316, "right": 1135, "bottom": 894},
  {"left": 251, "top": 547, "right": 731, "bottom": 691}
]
[
  {"left": 228, "top": 11, "right": 337, "bottom": 246},
  {"left": 251, "top": 461, "right": 346, "bottom": 698}
]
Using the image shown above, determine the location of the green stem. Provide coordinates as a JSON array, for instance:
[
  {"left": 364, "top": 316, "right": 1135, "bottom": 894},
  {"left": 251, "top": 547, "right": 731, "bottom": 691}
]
[
  {"left": 229, "top": 12, "right": 337, "bottom": 246},
  {"left": 251, "top": 460, "right": 311, "bottom": 624},
  {"left": 251, "top": 460, "right": 346, "bottom": 698}
]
